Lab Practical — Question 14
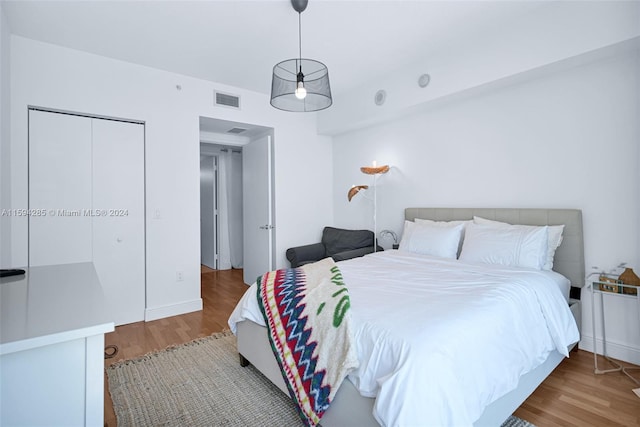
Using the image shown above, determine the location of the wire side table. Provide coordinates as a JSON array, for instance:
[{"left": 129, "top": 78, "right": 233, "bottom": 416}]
[{"left": 590, "top": 280, "right": 640, "bottom": 385}]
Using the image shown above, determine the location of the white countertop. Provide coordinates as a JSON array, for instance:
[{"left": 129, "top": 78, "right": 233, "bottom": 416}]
[{"left": 0, "top": 262, "right": 115, "bottom": 355}]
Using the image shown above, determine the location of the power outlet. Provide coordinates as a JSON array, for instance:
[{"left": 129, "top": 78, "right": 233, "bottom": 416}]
[{"left": 176, "top": 271, "right": 184, "bottom": 282}]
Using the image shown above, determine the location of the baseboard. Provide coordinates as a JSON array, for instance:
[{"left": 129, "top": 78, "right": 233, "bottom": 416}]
[
  {"left": 144, "top": 298, "right": 203, "bottom": 322},
  {"left": 579, "top": 334, "right": 640, "bottom": 365}
]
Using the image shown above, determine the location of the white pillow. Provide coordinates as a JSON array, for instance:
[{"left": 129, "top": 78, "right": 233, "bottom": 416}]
[
  {"left": 399, "top": 220, "right": 464, "bottom": 259},
  {"left": 473, "top": 216, "right": 564, "bottom": 270},
  {"left": 414, "top": 218, "right": 471, "bottom": 257},
  {"left": 459, "top": 222, "right": 549, "bottom": 269}
]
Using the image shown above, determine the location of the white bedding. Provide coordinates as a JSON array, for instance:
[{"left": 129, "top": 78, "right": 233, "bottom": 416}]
[{"left": 228, "top": 251, "right": 579, "bottom": 427}]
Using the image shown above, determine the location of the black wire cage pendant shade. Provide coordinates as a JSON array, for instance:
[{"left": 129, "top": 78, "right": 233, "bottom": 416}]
[{"left": 270, "top": 0, "right": 332, "bottom": 112}]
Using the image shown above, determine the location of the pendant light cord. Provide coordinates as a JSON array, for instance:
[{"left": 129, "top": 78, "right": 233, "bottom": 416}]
[{"left": 298, "top": 12, "right": 302, "bottom": 62}]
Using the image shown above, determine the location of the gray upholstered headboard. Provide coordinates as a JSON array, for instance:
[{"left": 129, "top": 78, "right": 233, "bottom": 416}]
[{"left": 405, "top": 208, "right": 585, "bottom": 287}]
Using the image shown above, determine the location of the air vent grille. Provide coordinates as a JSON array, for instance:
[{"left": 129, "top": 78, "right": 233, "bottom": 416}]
[
  {"left": 227, "top": 127, "right": 247, "bottom": 134},
  {"left": 215, "top": 91, "right": 240, "bottom": 109}
]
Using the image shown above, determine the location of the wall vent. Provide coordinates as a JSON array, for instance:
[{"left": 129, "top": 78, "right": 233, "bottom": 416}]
[
  {"left": 227, "top": 127, "right": 247, "bottom": 134},
  {"left": 214, "top": 91, "right": 241, "bottom": 109}
]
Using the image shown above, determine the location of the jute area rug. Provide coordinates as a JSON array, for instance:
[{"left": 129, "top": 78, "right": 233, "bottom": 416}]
[{"left": 106, "top": 331, "right": 536, "bottom": 427}]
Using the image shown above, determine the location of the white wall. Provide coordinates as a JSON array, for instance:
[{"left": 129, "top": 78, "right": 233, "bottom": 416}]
[
  {"left": 332, "top": 49, "right": 640, "bottom": 363},
  {"left": 0, "top": 6, "right": 11, "bottom": 268},
  {"left": 9, "top": 36, "right": 333, "bottom": 320}
]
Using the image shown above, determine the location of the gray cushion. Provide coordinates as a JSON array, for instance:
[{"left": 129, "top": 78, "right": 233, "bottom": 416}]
[
  {"left": 322, "top": 227, "right": 375, "bottom": 256},
  {"left": 285, "top": 243, "right": 326, "bottom": 268},
  {"left": 332, "top": 247, "right": 377, "bottom": 262}
]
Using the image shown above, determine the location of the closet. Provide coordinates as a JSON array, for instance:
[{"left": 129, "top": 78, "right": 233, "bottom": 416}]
[{"left": 28, "top": 109, "right": 145, "bottom": 326}]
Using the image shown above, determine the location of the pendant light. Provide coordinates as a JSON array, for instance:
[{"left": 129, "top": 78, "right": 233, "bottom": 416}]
[{"left": 270, "top": 0, "right": 332, "bottom": 112}]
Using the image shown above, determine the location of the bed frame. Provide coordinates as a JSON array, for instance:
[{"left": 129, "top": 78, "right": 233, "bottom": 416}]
[{"left": 236, "top": 208, "right": 584, "bottom": 427}]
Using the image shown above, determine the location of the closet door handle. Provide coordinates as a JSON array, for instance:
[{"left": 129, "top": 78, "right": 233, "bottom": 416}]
[{"left": 259, "top": 225, "right": 274, "bottom": 230}]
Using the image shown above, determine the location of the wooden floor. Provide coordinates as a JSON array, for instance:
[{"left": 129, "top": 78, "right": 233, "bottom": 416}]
[
  {"left": 103, "top": 267, "right": 247, "bottom": 427},
  {"left": 104, "top": 267, "right": 640, "bottom": 427}
]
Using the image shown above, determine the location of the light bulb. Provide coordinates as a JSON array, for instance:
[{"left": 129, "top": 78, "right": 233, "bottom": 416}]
[
  {"left": 372, "top": 160, "right": 377, "bottom": 167},
  {"left": 295, "top": 81, "right": 307, "bottom": 100}
]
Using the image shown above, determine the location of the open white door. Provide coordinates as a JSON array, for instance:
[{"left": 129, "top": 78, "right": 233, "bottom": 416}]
[
  {"left": 200, "top": 155, "right": 217, "bottom": 269},
  {"left": 242, "top": 135, "right": 274, "bottom": 285}
]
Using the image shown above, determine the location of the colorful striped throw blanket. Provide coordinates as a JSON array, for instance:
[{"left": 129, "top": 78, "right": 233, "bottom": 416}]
[{"left": 257, "top": 257, "right": 359, "bottom": 427}]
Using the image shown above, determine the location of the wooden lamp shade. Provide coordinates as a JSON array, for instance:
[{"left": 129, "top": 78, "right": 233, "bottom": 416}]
[
  {"left": 347, "top": 185, "right": 369, "bottom": 202},
  {"left": 360, "top": 165, "right": 389, "bottom": 175}
]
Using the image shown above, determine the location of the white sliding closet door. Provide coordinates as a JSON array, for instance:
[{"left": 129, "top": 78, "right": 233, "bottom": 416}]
[
  {"left": 29, "top": 110, "right": 145, "bottom": 325},
  {"left": 92, "top": 119, "right": 145, "bottom": 325},
  {"left": 29, "top": 111, "right": 93, "bottom": 265}
]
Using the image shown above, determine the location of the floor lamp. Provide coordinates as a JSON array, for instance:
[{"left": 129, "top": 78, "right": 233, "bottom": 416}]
[{"left": 347, "top": 161, "right": 390, "bottom": 252}]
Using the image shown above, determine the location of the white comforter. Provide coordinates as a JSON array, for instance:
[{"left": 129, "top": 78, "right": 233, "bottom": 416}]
[{"left": 228, "top": 251, "right": 579, "bottom": 427}]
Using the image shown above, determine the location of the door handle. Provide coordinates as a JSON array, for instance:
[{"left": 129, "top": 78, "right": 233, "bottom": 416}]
[{"left": 259, "top": 225, "right": 274, "bottom": 230}]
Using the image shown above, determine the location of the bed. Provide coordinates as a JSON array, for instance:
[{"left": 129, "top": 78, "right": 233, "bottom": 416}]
[{"left": 228, "top": 208, "right": 584, "bottom": 427}]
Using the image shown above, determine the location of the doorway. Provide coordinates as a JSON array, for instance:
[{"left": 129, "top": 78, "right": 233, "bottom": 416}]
[
  {"left": 199, "top": 144, "right": 243, "bottom": 270},
  {"left": 199, "top": 117, "right": 274, "bottom": 284}
]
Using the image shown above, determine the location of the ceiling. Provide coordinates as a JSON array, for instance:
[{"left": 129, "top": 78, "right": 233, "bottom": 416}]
[{"left": 1, "top": 0, "right": 549, "bottom": 96}]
